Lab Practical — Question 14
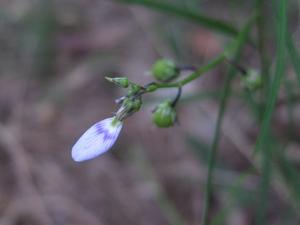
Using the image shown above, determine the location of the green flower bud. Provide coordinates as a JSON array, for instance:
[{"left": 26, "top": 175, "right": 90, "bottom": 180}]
[
  {"left": 116, "top": 96, "right": 142, "bottom": 121},
  {"left": 127, "top": 84, "right": 141, "bottom": 96},
  {"left": 152, "top": 101, "right": 176, "bottom": 128},
  {"left": 151, "top": 59, "right": 179, "bottom": 82},
  {"left": 131, "top": 97, "right": 142, "bottom": 112},
  {"left": 128, "top": 83, "right": 142, "bottom": 96},
  {"left": 242, "top": 69, "right": 262, "bottom": 91},
  {"left": 123, "top": 97, "right": 142, "bottom": 112},
  {"left": 105, "top": 76, "right": 129, "bottom": 88}
]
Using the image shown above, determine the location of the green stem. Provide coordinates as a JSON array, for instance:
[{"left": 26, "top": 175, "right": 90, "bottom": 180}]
[
  {"left": 286, "top": 34, "right": 300, "bottom": 87},
  {"left": 254, "top": 0, "right": 287, "bottom": 154},
  {"left": 254, "top": 0, "right": 287, "bottom": 224},
  {"left": 201, "top": 15, "right": 256, "bottom": 225},
  {"left": 153, "top": 13, "right": 257, "bottom": 91},
  {"left": 254, "top": 4, "right": 271, "bottom": 223},
  {"left": 255, "top": 0, "right": 270, "bottom": 118},
  {"left": 119, "top": 0, "right": 239, "bottom": 37},
  {"left": 156, "top": 54, "right": 226, "bottom": 89}
]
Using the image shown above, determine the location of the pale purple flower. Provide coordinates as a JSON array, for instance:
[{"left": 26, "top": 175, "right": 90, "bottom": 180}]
[{"left": 71, "top": 117, "right": 123, "bottom": 162}]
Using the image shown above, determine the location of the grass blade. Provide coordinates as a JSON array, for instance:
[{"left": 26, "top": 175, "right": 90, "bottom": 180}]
[
  {"left": 254, "top": 0, "right": 287, "bottom": 154},
  {"left": 286, "top": 35, "right": 300, "bottom": 87},
  {"left": 201, "top": 15, "right": 256, "bottom": 225},
  {"left": 118, "top": 0, "right": 239, "bottom": 37},
  {"left": 254, "top": 0, "right": 287, "bottom": 224}
]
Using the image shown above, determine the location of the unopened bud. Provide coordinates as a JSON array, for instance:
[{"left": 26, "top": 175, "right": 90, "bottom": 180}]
[
  {"left": 242, "top": 69, "right": 262, "bottom": 91},
  {"left": 128, "top": 84, "right": 141, "bottom": 95},
  {"left": 151, "top": 59, "right": 179, "bottom": 82},
  {"left": 152, "top": 101, "right": 176, "bottom": 128},
  {"left": 116, "top": 97, "right": 142, "bottom": 121},
  {"left": 105, "top": 76, "right": 129, "bottom": 88}
]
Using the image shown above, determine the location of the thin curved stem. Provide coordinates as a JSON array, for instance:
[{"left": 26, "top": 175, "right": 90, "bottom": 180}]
[
  {"left": 171, "top": 87, "right": 182, "bottom": 107},
  {"left": 201, "top": 14, "right": 257, "bottom": 225},
  {"left": 176, "top": 65, "right": 197, "bottom": 72},
  {"left": 224, "top": 58, "right": 248, "bottom": 76},
  {"left": 156, "top": 54, "right": 226, "bottom": 89}
]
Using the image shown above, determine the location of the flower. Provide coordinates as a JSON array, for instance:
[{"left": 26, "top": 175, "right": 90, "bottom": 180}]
[{"left": 71, "top": 117, "right": 122, "bottom": 162}]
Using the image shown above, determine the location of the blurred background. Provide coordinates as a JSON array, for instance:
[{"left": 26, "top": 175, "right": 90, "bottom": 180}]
[{"left": 0, "top": 0, "right": 300, "bottom": 224}]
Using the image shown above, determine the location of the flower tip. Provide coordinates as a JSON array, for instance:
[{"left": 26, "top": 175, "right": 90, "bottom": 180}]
[
  {"left": 71, "top": 146, "right": 86, "bottom": 162},
  {"left": 71, "top": 117, "right": 123, "bottom": 162},
  {"left": 105, "top": 76, "right": 113, "bottom": 82}
]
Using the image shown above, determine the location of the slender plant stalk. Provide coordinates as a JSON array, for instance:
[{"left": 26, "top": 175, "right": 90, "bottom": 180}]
[
  {"left": 254, "top": 2, "right": 271, "bottom": 224},
  {"left": 286, "top": 34, "right": 300, "bottom": 87},
  {"left": 255, "top": 0, "right": 270, "bottom": 94},
  {"left": 255, "top": 0, "right": 270, "bottom": 122},
  {"left": 283, "top": 77, "right": 295, "bottom": 138},
  {"left": 255, "top": 137, "right": 272, "bottom": 225},
  {"left": 156, "top": 55, "right": 226, "bottom": 89},
  {"left": 255, "top": 0, "right": 287, "bottom": 224},
  {"left": 119, "top": 0, "right": 238, "bottom": 37},
  {"left": 201, "top": 15, "right": 256, "bottom": 225},
  {"left": 254, "top": 0, "right": 286, "bottom": 154}
]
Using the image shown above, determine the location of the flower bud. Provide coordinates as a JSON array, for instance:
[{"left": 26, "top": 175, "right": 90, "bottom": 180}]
[
  {"left": 130, "top": 97, "right": 142, "bottom": 112},
  {"left": 105, "top": 76, "right": 129, "bottom": 88},
  {"left": 151, "top": 59, "right": 179, "bottom": 82},
  {"left": 242, "top": 69, "right": 262, "bottom": 91},
  {"left": 71, "top": 117, "right": 122, "bottom": 162},
  {"left": 128, "top": 84, "right": 141, "bottom": 95},
  {"left": 152, "top": 101, "right": 176, "bottom": 128},
  {"left": 116, "top": 97, "right": 142, "bottom": 120}
]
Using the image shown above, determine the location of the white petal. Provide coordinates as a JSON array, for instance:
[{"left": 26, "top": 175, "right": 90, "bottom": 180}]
[{"left": 71, "top": 117, "right": 122, "bottom": 162}]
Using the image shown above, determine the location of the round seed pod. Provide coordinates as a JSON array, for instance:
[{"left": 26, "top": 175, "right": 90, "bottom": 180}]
[
  {"left": 151, "top": 59, "right": 179, "bottom": 82},
  {"left": 152, "top": 101, "right": 176, "bottom": 128}
]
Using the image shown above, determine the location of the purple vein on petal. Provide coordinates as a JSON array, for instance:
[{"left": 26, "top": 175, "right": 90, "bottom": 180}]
[
  {"left": 95, "top": 122, "right": 116, "bottom": 140},
  {"left": 71, "top": 117, "right": 123, "bottom": 162}
]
